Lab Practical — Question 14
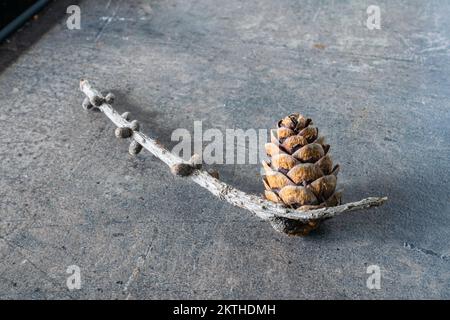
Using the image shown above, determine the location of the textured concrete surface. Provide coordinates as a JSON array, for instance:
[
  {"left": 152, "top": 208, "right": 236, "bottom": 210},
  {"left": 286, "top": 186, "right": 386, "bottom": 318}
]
[{"left": 0, "top": 0, "right": 449, "bottom": 299}]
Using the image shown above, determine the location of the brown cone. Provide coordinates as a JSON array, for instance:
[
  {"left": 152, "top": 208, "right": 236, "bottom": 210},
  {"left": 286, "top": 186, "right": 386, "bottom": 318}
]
[{"left": 262, "top": 113, "right": 342, "bottom": 235}]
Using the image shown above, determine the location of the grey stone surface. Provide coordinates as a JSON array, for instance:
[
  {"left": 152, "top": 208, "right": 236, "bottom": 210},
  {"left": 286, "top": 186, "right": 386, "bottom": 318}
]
[{"left": 0, "top": 0, "right": 449, "bottom": 299}]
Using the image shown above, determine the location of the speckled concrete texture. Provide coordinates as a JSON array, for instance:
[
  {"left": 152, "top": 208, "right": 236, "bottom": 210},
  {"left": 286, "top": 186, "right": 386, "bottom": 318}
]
[{"left": 0, "top": 0, "right": 449, "bottom": 299}]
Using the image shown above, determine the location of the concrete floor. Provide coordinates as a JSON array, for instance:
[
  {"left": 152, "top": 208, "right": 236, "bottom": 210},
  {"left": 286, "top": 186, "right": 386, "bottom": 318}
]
[{"left": 0, "top": 0, "right": 449, "bottom": 299}]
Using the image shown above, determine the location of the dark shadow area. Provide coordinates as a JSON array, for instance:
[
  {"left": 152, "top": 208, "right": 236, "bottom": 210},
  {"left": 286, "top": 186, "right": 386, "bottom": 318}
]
[
  {"left": 0, "top": 1, "right": 40, "bottom": 30},
  {"left": 0, "top": 0, "right": 82, "bottom": 73}
]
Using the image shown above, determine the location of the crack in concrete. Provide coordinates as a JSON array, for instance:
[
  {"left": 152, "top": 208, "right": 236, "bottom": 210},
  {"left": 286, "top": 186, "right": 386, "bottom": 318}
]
[
  {"left": 122, "top": 227, "right": 158, "bottom": 299},
  {"left": 95, "top": 0, "right": 120, "bottom": 42},
  {"left": 403, "top": 242, "right": 449, "bottom": 262},
  {"left": 0, "top": 236, "right": 75, "bottom": 299}
]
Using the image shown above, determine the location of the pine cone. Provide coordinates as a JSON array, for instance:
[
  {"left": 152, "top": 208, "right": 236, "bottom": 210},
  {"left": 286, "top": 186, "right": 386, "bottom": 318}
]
[{"left": 262, "top": 113, "right": 342, "bottom": 236}]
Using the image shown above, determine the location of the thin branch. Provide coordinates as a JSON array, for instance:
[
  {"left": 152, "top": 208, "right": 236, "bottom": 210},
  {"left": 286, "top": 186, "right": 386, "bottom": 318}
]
[{"left": 79, "top": 80, "right": 387, "bottom": 227}]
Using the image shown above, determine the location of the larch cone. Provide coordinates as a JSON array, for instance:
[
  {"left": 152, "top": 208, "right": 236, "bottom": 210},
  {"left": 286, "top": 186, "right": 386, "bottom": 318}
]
[{"left": 262, "top": 113, "right": 342, "bottom": 236}]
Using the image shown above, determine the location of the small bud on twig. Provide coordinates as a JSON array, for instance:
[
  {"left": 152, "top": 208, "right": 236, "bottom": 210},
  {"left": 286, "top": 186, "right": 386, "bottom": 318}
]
[
  {"left": 121, "top": 112, "right": 131, "bottom": 120},
  {"left": 130, "top": 120, "right": 140, "bottom": 131},
  {"left": 105, "top": 92, "right": 115, "bottom": 104},
  {"left": 91, "top": 95, "right": 105, "bottom": 107},
  {"left": 129, "top": 140, "right": 143, "bottom": 155},
  {"left": 170, "top": 154, "right": 201, "bottom": 177},
  {"left": 82, "top": 97, "right": 93, "bottom": 111},
  {"left": 189, "top": 154, "right": 202, "bottom": 169},
  {"left": 171, "top": 163, "right": 195, "bottom": 177},
  {"left": 115, "top": 127, "right": 133, "bottom": 139},
  {"left": 207, "top": 169, "right": 220, "bottom": 179}
]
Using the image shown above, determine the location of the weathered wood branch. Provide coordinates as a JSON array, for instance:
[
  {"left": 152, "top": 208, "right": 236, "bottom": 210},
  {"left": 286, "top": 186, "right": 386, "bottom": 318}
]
[{"left": 79, "top": 79, "right": 387, "bottom": 234}]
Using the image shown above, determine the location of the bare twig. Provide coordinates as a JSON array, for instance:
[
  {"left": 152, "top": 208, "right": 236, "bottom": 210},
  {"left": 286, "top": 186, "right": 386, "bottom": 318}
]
[{"left": 79, "top": 79, "right": 387, "bottom": 233}]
